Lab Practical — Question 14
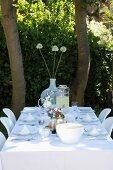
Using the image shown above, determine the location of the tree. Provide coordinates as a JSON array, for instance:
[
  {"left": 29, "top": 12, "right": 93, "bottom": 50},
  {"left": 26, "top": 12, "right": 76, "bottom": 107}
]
[
  {"left": 0, "top": 0, "right": 26, "bottom": 118},
  {"left": 101, "top": 0, "right": 113, "bottom": 108},
  {"left": 70, "top": 0, "right": 90, "bottom": 106},
  {"left": 70, "top": 0, "right": 108, "bottom": 106}
]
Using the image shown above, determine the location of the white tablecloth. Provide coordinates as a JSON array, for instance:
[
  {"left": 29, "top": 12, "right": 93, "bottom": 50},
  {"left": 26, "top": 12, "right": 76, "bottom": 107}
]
[{"left": 1, "top": 107, "right": 113, "bottom": 170}]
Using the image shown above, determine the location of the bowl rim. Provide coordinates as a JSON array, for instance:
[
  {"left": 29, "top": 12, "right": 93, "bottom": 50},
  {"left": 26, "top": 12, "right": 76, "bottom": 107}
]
[{"left": 56, "top": 122, "right": 84, "bottom": 129}]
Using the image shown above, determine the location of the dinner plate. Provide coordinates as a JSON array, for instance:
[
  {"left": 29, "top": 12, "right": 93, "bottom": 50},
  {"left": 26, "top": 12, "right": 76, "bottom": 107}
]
[
  {"left": 11, "top": 135, "right": 36, "bottom": 141},
  {"left": 79, "top": 118, "right": 98, "bottom": 123},
  {"left": 13, "top": 124, "right": 37, "bottom": 136},
  {"left": 13, "top": 130, "right": 37, "bottom": 136},
  {"left": 22, "top": 107, "right": 37, "bottom": 111},
  {"left": 21, "top": 107, "right": 38, "bottom": 115},
  {"left": 19, "top": 117, "right": 36, "bottom": 123},
  {"left": 84, "top": 128, "right": 108, "bottom": 137},
  {"left": 78, "top": 107, "right": 93, "bottom": 112}
]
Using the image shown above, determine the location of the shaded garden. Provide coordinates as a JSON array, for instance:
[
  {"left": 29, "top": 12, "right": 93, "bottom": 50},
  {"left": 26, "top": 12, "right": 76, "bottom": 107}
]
[{"left": 0, "top": 0, "right": 113, "bottom": 115}]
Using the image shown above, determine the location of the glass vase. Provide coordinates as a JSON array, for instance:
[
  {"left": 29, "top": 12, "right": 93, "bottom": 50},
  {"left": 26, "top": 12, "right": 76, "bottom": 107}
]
[
  {"left": 56, "top": 85, "right": 70, "bottom": 108},
  {"left": 41, "top": 78, "right": 58, "bottom": 108}
]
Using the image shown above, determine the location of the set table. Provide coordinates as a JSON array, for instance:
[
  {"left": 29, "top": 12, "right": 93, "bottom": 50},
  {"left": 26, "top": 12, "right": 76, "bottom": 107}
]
[{"left": 0, "top": 106, "right": 113, "bottom": 170}]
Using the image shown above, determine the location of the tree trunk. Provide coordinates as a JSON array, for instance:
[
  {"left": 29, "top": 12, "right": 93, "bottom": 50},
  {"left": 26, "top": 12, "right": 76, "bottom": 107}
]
[
  {"left": 70, "top": 0, "right": 90, "bottom": 106},
  {"left": 1, "top": 0, "right": 26, "bottom": 118}
]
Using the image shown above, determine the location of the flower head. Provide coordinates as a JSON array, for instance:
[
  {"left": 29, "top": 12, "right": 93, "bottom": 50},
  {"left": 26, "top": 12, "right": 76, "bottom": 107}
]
[
  {"left": 36, "top": 43, "right": 43, "bottom": 49},
  {"left": 60, "top": 46, "right": 67, "bottom": 52},
  {"left": 36, "top": 43, "right": 67, "bottom": 78},
  {"left": 52, "top": 45, "right": 59, "bottom": 52}
]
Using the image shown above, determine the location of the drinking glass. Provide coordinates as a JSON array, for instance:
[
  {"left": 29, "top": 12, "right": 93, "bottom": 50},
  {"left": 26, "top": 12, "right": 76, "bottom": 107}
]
[{"left": 38, "top": 126, "right": 50, "bottom": 140}]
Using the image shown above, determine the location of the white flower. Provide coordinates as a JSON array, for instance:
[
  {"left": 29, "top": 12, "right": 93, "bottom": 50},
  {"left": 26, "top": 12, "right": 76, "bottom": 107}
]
[
  {"left": 52, "top": 45, "right": 59, "bottom": 52},
  {"left": 36, "top": 43, "right": 67, "bottom": 78},
  {"left": 60, "top": 46, "right": 66, "bottom": 52},
  {"left": 36, "top": 43, "right": 43, "bottom": 49}
]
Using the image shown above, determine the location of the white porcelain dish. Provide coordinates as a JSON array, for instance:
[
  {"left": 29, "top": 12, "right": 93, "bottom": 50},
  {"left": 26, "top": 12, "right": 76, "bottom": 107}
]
[
  {"left": 80, "top": 117, "right": 98, "bottom": 123},
  {"left": 13, "top": 130, "right": 37, "bottom": 136},
  {"left": 11, "top": 135, "right": 35, "bottom": 141},
  {"left": 78, "top": 107, "right": 93, "bottom": 112},
  {"left": 19, "top": 116, "right": 36, "bottom": 122},
  {"left": 22, "top": 107, "right": 36, "bottom": 111},
  {"left": 84, "top": 127, "right": 108, "bottom": 137},
  {"left": 13, "top": 125, "right": 37, "bottom": 136},
  {"left": 56, "top": 123, "right": 84, "bottom": 144}
]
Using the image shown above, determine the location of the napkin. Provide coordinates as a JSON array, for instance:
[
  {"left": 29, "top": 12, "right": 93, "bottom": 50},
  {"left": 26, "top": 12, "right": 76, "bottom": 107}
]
[
  {"left": 18, "top": 125, "right": 30, "bottom": 135},
  {"left": 83, "top": 114, "right": 92, "bottom": 122},
  {"left": 88, "top": 126, "right": 100, "bottom": 136},
  {"left": 26, "top": 113, "right": 35, "bottom": 121}
]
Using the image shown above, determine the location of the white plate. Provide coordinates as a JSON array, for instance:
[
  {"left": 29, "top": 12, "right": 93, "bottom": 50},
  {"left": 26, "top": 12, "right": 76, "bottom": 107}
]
[
  {"left": 19, "top": 117, "right": 36, "bottom": 123},
  {"left": 13, "top": 130, "right": 37, "bottom": 136},
  {"left": 84, "top": 129, "right": 108, "bottom": 137},
  {"left": 22, "top": 107, "right": 36, "bottom": 111},
  {"left": 13, "top": 125, "right": 37, "bottom": 136},
  {"left": 11, "top": 135, "right": 36, "bottom": 141},
  {"left": 80, "top": 118, "right": 98, "bottom": 123},
  {"left": 78, "top": 107, "right": 93, "bottom": 112}
]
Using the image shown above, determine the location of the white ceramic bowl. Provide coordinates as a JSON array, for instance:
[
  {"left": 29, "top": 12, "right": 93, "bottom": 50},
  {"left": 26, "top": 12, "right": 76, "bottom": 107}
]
[{"left": 56, "top": 123, "right": 84, "bottom": 144}]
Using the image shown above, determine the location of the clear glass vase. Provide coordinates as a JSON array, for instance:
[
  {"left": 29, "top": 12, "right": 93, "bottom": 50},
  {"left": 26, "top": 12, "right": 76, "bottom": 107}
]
[{"left": 41, "top": 78, "right": 58, "bottom": 108}]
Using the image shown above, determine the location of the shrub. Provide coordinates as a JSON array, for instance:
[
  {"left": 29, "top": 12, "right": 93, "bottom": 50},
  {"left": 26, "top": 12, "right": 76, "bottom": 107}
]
[{"left": 0, "top": 0, "right": 112, "bottom": 111}]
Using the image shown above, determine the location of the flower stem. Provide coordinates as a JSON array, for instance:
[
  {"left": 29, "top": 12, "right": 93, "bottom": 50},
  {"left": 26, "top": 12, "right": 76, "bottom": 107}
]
[
  {"left": 52, "top": 51, "right": 56, "bottom": 78},
  {"left": 54, "top": 53, "right": 62, "bottom": 78},
  {"left": 39, "top": 49, "right": 51, "bottom": 78}
]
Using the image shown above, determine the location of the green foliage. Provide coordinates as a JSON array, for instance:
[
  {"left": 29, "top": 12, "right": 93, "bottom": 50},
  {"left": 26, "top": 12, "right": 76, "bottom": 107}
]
[
  {"left": 0, "top": 0, "right": 112, "bottom": 111},
  {"left": 0, "top": 24, "right": 12, "bottom": 109},
  {"left": 88, "top": 20, "right": 113, "bottom": 49},
  {"left": 100, "top": 1, "right": 113, "bottom": 26},
  {"left": 85, "top": 21, "right": 112, "bottom": 108}
]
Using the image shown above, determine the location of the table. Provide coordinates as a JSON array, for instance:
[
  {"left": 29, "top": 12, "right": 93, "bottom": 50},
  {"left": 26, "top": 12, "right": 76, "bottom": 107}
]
[{"left": 0, "top": 107, "right": 113, "bottom": 170}]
